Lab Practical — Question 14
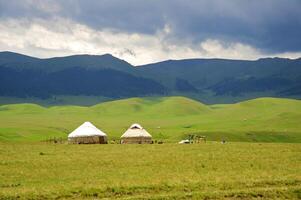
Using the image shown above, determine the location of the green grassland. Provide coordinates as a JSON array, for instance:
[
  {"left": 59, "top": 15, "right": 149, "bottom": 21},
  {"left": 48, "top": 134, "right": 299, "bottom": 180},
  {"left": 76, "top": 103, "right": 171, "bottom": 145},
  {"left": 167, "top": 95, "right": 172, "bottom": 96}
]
[
  {"left": 0, "top": 143, "right": 300, "bottom": 199},
  {"left": 1, "top": 96, "right": 301, "bottom": 199},
  {"left": 0, "top": 96, "right": 301, "bottom": 142}
]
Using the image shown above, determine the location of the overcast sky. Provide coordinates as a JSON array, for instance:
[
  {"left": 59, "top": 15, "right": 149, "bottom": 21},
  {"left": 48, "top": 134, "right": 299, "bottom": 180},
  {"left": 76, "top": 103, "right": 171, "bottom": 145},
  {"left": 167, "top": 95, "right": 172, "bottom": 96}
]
[{"left": 0, "top": 0, "right": 301, "bottom": 65}]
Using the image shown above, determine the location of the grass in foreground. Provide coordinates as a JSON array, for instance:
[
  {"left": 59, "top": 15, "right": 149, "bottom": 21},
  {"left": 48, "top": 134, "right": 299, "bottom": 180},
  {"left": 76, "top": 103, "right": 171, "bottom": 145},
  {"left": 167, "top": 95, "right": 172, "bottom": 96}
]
[{"left": 0, "top": 142, "right": 300, "bottom": 199}]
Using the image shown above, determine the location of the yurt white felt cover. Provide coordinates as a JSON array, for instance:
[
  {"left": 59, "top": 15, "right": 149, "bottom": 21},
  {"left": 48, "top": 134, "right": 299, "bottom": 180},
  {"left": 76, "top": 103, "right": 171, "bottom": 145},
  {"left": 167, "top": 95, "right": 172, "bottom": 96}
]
[
  {"left": 68, "top": 122, "right": 107, "bottom": 144},
  {"left": 121, "top": 123, "right": 152, "bottom": 144}
]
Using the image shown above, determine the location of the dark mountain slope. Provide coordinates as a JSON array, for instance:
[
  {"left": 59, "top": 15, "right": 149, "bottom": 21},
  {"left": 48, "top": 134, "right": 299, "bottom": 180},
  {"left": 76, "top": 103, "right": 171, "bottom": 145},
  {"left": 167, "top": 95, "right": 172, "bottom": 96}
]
[
  {"left": 0, "top": 52, "right": 133, "bottom": 72},
  {"left": 35, "top": 54, "right": 134, "bottom": 72},
  {"left": 209, "top": 76, "right": 294, "bottom": 96},
  {"left": 278, "top": 83, "right": 301, "bottom": 96},
  {"left": 0, "top": 51, "right": 40, "bottom": 66},
  {"left": 0, "top": 66, "right": 166, "bottom": 98},
  {"left": 137, "top": 58, "right": 301, "bottom": 87},
  {"left": 45, "top": 68, "right": 166, "bottom": 97},
  {"left": 137, "top": 57, "right": 301, "bottom": 96},
  {"left": 0, "top": 51, "right": 300, "bottom": 103}
]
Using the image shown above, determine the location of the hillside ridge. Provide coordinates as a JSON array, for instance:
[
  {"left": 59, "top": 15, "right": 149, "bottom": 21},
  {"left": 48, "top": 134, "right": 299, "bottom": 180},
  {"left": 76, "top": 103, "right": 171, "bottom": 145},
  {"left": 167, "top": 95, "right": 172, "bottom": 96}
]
[
  {"left": 1, "top": 96, "right": 300, "bottom": 109},
  {"left": 0, "top": 96, "right": 300, "bottom": 142},
  {"left": 1, "top": 51, "right": 301, "bottom": 104}
]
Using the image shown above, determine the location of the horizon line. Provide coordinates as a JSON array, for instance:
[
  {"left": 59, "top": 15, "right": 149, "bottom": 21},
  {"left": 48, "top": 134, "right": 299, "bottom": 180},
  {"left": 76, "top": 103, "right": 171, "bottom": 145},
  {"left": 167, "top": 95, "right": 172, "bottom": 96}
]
[{"left": 1, "top": 50, "right": 300, "bottom": 66}]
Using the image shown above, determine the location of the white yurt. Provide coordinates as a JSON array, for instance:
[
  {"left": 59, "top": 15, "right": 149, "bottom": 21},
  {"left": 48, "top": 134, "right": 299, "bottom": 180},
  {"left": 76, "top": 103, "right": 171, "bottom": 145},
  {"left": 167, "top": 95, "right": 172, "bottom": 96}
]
[
  {"left": 121, "top": 123, "right": 152, "bottom": 144},
  {"left": 68, "top": 122, "right": 108, "bottom": 144}
]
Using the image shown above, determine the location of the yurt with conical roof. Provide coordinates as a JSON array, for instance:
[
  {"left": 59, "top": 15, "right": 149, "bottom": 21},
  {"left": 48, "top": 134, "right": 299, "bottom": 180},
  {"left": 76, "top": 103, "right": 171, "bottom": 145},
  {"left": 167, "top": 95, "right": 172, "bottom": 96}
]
[
  {"left": 121, "top": 123, "right": 152, "bottom": 144},
  {"left": 68, "top": 122, "right": 108, "bottom": 144}
]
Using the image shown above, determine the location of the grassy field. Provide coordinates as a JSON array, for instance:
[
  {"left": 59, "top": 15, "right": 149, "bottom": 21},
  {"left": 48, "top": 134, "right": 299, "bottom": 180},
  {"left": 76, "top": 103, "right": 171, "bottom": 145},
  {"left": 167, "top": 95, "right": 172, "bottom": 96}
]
[
  {"left": 0, "top": 142, "right": 300, "bottom": 199},
  {"left": 0, "top": 96, "right": 301, "bottom": 143},
  {"left": 1, "top": 96, "right": 300, "bottom": 199}
]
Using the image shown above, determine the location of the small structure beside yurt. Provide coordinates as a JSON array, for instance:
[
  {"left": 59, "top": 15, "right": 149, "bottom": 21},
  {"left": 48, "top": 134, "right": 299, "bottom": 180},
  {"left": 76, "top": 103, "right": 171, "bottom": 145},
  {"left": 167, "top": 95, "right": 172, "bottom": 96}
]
[
  {"left": 68, "top": 122, "right": 107, "bottom": 144},
  {"left": 121, "top": 123, "right": 152, "bottom": 144}
]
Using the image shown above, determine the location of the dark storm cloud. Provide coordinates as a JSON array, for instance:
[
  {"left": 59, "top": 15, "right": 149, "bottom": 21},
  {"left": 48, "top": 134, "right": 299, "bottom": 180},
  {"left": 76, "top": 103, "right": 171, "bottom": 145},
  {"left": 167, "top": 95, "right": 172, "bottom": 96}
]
[{"left": 1, "top": 0, "right": 301, "bottom": 53}]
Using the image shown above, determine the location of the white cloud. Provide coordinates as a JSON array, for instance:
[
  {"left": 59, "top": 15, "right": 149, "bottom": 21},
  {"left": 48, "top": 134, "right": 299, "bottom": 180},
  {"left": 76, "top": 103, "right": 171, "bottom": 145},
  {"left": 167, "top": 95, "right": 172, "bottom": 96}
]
[
  {"left": 0, "top": 18, "right": 300, "bottom": 65},
  {"left": 199, "top": 39, "right": 261, "bottom": 60}
]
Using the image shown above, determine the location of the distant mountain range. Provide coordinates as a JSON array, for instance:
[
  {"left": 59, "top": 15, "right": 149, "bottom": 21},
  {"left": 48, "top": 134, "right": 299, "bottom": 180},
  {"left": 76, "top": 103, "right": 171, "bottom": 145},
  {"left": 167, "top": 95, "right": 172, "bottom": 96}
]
[{"left": 0, "top": 51, "right": 300, "bottom": 104}]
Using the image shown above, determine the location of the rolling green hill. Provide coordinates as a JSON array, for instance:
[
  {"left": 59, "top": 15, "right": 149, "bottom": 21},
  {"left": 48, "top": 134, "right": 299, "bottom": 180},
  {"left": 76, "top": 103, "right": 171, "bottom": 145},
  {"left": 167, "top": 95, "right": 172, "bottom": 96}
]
[{"left": 0, "top": 96, "right": 300, "bottom": 142}]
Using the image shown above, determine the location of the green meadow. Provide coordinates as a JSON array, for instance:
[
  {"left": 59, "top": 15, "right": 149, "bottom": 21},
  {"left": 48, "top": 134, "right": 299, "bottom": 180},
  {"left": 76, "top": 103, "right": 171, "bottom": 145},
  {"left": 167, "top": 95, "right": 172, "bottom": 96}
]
[
  {"left": 0, "top": 96, "right": 301, "bottom": 199},
  {"left": 0, "top": 96, "right": 301, "bottom": 142},
  {"left": 0, "top": 143, "right": 300, "bottom": 199}
]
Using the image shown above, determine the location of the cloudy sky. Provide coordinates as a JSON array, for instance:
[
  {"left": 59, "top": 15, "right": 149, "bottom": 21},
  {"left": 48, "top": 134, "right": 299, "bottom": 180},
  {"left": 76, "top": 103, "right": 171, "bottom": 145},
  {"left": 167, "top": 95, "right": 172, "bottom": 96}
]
[{"left": 0, "top": 0, "right": 301, "bottom": 65}]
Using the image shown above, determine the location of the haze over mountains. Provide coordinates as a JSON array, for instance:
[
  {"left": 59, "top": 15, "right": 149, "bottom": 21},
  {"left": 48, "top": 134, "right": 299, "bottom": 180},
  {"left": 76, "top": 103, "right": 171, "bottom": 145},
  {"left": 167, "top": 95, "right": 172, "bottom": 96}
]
[{"left": 0, "top": 51, "right": 300, "bottom": 104}]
